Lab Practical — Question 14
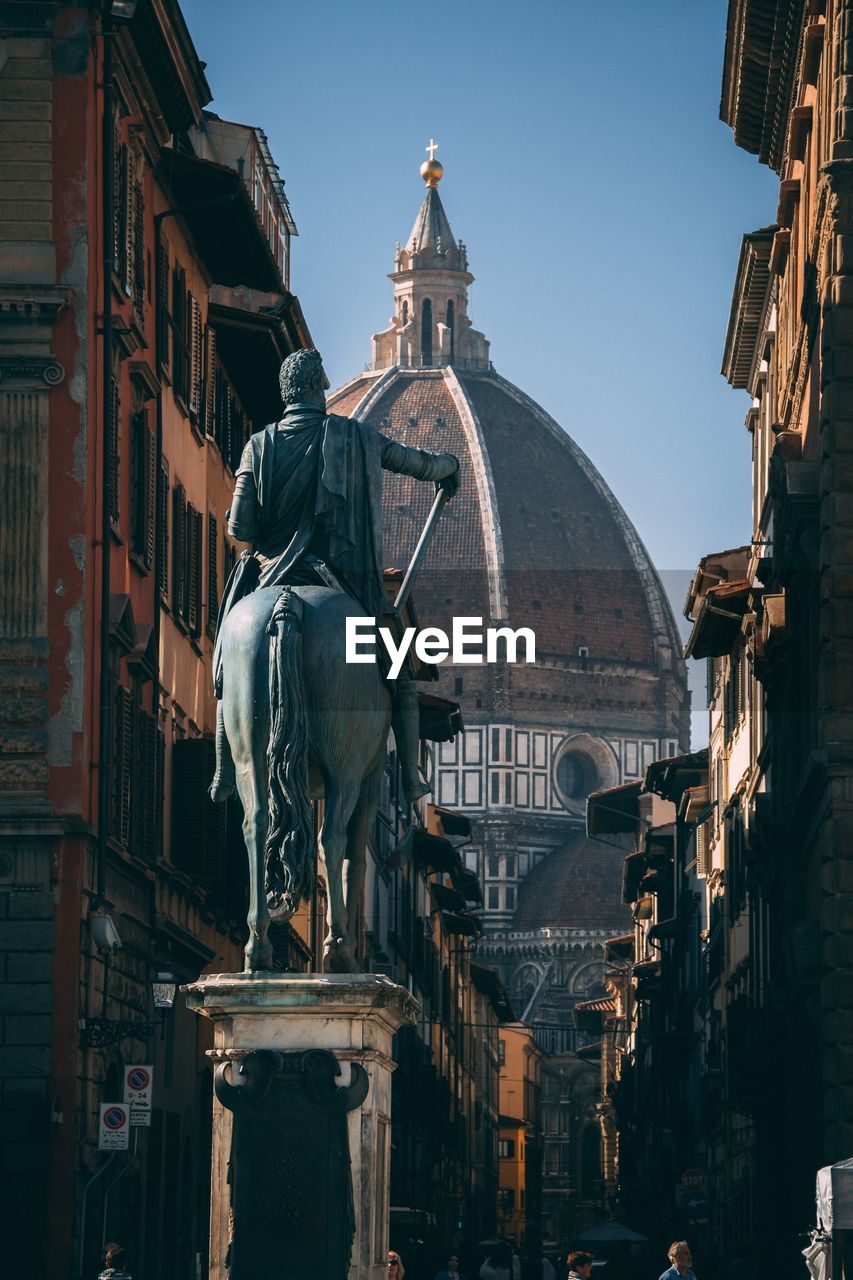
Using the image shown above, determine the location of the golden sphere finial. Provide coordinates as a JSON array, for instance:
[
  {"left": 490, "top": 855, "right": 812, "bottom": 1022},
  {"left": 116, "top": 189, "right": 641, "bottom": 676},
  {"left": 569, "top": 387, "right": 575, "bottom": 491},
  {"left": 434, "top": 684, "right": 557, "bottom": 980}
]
[{"left": 421, "top": 137, "right": 443, "bottom": 187}]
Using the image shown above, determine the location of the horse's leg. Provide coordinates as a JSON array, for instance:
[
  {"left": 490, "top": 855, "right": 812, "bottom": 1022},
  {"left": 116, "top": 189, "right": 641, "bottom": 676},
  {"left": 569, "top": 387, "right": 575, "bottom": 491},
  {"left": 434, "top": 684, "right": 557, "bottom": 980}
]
[
  {"left": 344, "top": 759, "right": 385, "bottom": 962},
  {"left": 235, "top": 747, "right": 273, "bottom": 972},
  {"left": 319, "top": 779, "right": 361, "bottom": 972},
  {"left": 223, "top": 654, "right": 273, "bottom": 974}
]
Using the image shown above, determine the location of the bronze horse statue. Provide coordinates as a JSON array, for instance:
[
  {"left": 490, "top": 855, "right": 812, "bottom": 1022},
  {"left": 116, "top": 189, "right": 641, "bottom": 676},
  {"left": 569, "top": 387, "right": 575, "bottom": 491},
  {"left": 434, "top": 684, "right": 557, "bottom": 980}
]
[
  {"left": 212, "top": 347, "right": 459, "bottom": 973},
  {"left": 218, "top": 582, "right": 391, "bottom": 973}
]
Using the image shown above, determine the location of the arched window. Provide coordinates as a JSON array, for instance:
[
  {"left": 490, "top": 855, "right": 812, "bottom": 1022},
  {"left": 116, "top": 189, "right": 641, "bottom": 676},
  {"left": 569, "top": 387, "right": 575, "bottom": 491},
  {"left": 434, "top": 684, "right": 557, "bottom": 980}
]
[
  {"left": 446, "top": 299, "right": 455, "bottom": 361},
  {"left": 401, "top": 299, "right": 408, "bottom": 326},
  {"left": 421, "top": 298, "right": 433, "bottom": 365}
]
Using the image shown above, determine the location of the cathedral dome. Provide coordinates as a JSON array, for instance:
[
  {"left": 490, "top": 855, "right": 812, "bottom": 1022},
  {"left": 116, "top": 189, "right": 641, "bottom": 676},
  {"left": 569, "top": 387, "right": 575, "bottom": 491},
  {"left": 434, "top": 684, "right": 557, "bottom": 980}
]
[
  {"left": 327, "top": 158, "right": 680, "bottom": 673},
  {"left": 512, "top": 834, "right": 629, "bottom": 933}
]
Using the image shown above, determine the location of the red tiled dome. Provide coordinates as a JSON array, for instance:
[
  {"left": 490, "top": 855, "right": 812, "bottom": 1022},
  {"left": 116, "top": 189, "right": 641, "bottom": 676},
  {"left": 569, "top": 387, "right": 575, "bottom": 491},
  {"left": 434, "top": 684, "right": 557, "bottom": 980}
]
[
  {"left": 512, "top": 834, "right": 630, "bottom": 932},
  {"left": 327, "top": 365, "right": 676, "bottom": 667}
]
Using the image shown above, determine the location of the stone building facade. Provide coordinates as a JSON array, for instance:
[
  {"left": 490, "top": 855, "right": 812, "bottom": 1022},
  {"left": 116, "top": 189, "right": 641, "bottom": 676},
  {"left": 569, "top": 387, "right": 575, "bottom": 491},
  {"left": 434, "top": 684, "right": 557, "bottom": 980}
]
[
  {"left": 583, "top": 3, "right": 853, "bottom": 1270},
  {"left": 0, "top": 4, "right": 312, "bottom": 1276}
]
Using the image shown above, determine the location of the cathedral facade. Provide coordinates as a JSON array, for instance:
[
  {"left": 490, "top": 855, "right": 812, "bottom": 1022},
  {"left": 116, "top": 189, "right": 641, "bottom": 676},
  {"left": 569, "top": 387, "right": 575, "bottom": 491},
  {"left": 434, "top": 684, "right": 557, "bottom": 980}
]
[{"left": 328, "top": 150, "right": 689, "bottom": 1048}]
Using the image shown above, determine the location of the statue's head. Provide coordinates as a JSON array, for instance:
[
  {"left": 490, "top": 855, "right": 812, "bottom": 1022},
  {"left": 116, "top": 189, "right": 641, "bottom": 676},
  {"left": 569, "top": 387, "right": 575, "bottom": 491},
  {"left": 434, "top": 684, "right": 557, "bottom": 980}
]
[{"left": 279, "top": 348, "right": 326, "bottom": 411}]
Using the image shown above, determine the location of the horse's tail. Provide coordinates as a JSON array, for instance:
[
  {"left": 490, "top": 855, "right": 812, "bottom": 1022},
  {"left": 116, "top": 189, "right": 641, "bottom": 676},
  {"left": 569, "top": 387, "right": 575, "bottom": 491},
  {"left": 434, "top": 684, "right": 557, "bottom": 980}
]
[{"left": 264, "top": 587, "right": 314, "bottom": 919}]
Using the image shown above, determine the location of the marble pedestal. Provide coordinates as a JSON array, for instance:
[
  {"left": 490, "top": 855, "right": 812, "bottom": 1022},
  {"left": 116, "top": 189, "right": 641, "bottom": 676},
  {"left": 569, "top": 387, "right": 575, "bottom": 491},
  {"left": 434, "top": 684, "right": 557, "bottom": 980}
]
[{"left": 184, "top": 972, "right": 418, "bottom": 1280}]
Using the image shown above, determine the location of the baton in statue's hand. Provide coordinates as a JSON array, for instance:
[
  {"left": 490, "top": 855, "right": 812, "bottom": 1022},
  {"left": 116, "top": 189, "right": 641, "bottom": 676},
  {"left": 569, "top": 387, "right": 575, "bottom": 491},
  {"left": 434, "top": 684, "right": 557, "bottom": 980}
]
[{"left": 392, "top": 483, "right": 451, "bottom": 617}]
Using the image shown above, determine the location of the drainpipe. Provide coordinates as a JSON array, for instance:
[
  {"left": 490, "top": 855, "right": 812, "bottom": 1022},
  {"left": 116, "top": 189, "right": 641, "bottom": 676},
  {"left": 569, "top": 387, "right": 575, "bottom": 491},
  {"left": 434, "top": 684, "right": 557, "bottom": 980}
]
[{"left": 96, "top": 20, "right": 115, "bottom": 906}]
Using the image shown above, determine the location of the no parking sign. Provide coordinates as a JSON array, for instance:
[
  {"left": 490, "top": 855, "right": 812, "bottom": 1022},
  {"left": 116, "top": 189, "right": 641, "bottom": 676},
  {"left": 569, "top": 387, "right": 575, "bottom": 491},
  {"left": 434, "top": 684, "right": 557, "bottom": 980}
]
[
  {"left": 124, "top": 1063, "right": 153, "bottom": 1127},
  {"left": 98, "top": 1103, "right": 130, "bottom": 1151}
]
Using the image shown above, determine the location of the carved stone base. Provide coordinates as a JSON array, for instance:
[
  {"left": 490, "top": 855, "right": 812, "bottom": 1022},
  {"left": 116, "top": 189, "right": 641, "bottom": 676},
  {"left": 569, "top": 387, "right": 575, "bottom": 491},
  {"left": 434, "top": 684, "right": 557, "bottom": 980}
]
[{"left": 184, "top": 973, "right": 418, "bottom": 1280}]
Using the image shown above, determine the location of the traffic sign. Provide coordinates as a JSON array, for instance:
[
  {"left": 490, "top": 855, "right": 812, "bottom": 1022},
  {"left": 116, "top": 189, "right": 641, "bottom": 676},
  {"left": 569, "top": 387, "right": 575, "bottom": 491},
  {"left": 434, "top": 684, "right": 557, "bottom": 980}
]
[
  {"left": 124, "top": 1063, "right": 153, "bottom": 1127},
  {"left": 99, "top": 1103, "right": 130, "bottom": 1151},
  {"left": 680, "top": 1168, "right": 706, "bottom": 1190}
]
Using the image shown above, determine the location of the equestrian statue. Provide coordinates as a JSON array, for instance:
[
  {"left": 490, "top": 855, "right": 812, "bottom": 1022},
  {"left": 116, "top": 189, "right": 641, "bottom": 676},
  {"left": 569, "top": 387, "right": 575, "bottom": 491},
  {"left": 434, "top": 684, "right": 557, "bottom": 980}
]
[{"left": 210, "top": 348, "right": 459, "bottom": 973}]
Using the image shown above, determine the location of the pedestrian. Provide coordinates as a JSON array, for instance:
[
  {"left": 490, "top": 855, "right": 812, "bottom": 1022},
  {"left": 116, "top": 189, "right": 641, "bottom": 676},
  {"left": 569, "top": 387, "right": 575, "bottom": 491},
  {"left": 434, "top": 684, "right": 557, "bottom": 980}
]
[
  {"left": 481, "top": 1242, "right": 514, "bottom": 1280},
  {"left": 99, "top": 1243, "right": 132, "bottom": 1279},
  {"left": 437, "top": 1253, "right": 465, "bottom": 1280},
  {"left": 566, "top": 1252, "right": 594, "bottom": 1280},
  {"left": 659, "top": 1243, "right": 695, "bottom": 1280},
  {"left": 388, "top": 1251, "right": 406, "bottom": 1280},
  {"left": 542, "top": 1255, "right": 557, "bottom": 1280}
]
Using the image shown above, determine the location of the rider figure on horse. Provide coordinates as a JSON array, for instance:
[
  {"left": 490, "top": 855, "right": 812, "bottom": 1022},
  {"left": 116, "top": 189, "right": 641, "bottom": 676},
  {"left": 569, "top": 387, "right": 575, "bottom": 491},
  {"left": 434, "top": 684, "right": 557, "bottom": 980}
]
[{"left": 209, "top": 347, "right": 460, "bottom": 808}]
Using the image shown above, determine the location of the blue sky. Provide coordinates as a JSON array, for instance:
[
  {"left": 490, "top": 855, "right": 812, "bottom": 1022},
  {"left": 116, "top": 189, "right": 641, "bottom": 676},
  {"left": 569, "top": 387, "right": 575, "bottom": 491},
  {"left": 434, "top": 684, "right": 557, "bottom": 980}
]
[{"left": 182, "top": 0, "right": 778, "bottom": 736}]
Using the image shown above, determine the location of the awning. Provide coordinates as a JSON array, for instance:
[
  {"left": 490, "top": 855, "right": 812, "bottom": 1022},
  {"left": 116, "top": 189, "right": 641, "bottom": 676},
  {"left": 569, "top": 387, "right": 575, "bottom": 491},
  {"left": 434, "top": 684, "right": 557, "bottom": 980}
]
[
  {"left": 684, "top": 580, "right": 753, "bottom": 659},
  {"left": 431, "top": 805, "right": 472, "bottom": 838},
  {"left": 450, "top": 865, "right": 483, "bottom": 905},
  {"left": 440, "top": 910, "right": 482, "bottom": 938},
  {"left": 470, "top": 964, "right": 516, "bottom": 1022},
  {"left": 429, "top": 882, "right": 466, "bottom": 913},
  {"left": 418, "top": 692, "right": 464, "bottom": 743},
  {"left": 157, "top": 149, "right": 284, "bottom": 292},
  {"left": 587, "top": 780, "right": 642, "bottom": 836},
  {"left": 577, "top": 1222, "right": 649, "bottom": 1246},
  {"left": 605, "top": 933, "right": 634, "bottom": 961},
  {"left": 644, "top": 748, "right": 708, "bottom": 804},
  {"left": 647, "top": 917, "right": 677, "bottom": 943},
  {"left": 412, "top": 829, "right": 457, "bottom": 874},
  {"left": 622, "top": 852, "right": 647, "bottom": 905}
]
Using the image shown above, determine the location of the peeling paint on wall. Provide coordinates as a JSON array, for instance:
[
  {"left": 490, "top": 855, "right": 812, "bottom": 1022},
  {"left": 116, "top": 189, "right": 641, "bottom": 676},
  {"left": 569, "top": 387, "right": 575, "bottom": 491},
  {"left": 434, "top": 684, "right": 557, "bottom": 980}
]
[{"left": 48, "top": 597, "right": 84, "bottom": 767}]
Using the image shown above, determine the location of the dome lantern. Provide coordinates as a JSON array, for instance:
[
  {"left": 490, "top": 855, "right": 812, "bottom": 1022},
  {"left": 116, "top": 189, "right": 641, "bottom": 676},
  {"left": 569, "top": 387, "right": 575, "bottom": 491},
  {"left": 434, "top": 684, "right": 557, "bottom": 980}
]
[{"left": 371, "top": 144, "right": 490, "bottom": 372}]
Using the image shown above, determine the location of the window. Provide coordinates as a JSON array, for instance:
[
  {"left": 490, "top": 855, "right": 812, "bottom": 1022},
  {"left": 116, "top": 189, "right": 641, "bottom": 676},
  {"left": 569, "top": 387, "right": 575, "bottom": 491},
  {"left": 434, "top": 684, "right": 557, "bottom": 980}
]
[
  {"left": 171, "top": 264, "right": 189, "bottom": 405},
  {"left": 156, "top": 243, "right": 170, "bottom": 372},
  {"left": 130, "top": 409, "right": 155, "bottom": 571},
  {"left": 488, "top": 886, "right": 499, "bottom": 909},
  {"left": 158, "top": 458, "right": 169, "bottom": 596},
  {"left": 170, "top": 485, "right": 202, "bottom": 635},
  {"left": 446, "top": 299, "right": 454, "bottom": 361},
  {"left": 421, "top": 298, "right": 432, "bottom": 365},
  {"left": 498, "top": 1138, "right": 515, "bottom": 1159},
  {"left": 498, "top": 1039, "right": 505, "bottom": 1066},
  {"left": 505, "top": 855, "right": 515, "bottom": 878},
  {"left": 488, "top": 856, "right": 500, "bottom": 878},
  {"left": 505, "top": 886, "right": 516, "bottom": 910},
  {"left": 207, "top": 513, "right": 219, "bottom": 637}
]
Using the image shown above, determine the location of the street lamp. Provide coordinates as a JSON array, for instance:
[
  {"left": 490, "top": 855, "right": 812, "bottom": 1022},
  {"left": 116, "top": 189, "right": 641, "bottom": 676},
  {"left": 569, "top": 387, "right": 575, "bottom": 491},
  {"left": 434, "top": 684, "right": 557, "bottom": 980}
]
[{"left": 152, "top": 969, "right": 177, "bottom": 1011}]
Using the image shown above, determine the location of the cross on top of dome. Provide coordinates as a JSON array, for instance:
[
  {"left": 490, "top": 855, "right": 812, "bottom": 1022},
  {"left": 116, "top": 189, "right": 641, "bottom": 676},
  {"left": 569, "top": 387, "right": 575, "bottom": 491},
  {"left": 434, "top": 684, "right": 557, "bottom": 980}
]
[{"left": 421, "top": 137, "right": 444, "bottom": 189}]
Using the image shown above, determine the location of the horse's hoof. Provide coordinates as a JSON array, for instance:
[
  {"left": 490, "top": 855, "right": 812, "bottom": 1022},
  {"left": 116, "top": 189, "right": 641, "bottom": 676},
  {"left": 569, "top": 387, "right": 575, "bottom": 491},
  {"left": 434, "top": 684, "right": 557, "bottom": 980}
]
[
  {"left": 267, "top": 891, "right": 295, "bottom": 922},
  {"left": 209, "top": 774, "right": 235, "bottom": 803},
  {"left": 244, "top": 942, "right": 274, "bottom": 972},
  {"left": 324, "top": 939, "right": 358, "bottom": 973}
]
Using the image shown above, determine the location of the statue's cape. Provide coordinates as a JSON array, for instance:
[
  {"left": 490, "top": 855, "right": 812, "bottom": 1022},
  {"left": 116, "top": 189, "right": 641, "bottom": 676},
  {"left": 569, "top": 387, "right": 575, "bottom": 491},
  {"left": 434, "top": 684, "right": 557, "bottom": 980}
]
[{"left": 251, "top": 409, "right": 387, "bottom": 622}]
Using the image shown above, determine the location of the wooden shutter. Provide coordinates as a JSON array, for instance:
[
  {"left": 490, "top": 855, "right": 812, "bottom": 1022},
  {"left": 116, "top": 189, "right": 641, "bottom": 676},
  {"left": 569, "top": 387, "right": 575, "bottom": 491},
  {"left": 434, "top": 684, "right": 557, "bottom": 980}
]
[
  {"left": 157, "top": 242, "right": 170, "bottom": 371},
  {"left": 170, "top": 737, "right": 227, "bottom": 892},
  {"left": 203, "top": 326, "right": 216, "bottom": 436},
  {"left": 109, "top": 376, "right": 120, "bottom": 525},
  {"left": 189, "top": 294, "right": 202, "bottom": 417},
  {"left": 187, "top": 503, "right": 202, "bottom": 636},
  {"left": 207, "top": 513, "right": 219, "bottom": 637},
  {"left": 132, "top": 161, "right": 145, "bottom": 324},
  {"left": 123, "top": 146, "right": 135, "bottom": 297},
  {"left": 112, "top": 684, "right": 133, "bottom": 848},
  {"left": 158, "top": 457, "right": 169, "bottom": 596},
  {"left": 172, "top": 483, "right": 186, "bottom": 619},
  {"left": 112, "top": 124, "right": 125, "bottom": 275},
  {"left": 131, "top": 410, "right": 155, "bottom": 570}
]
